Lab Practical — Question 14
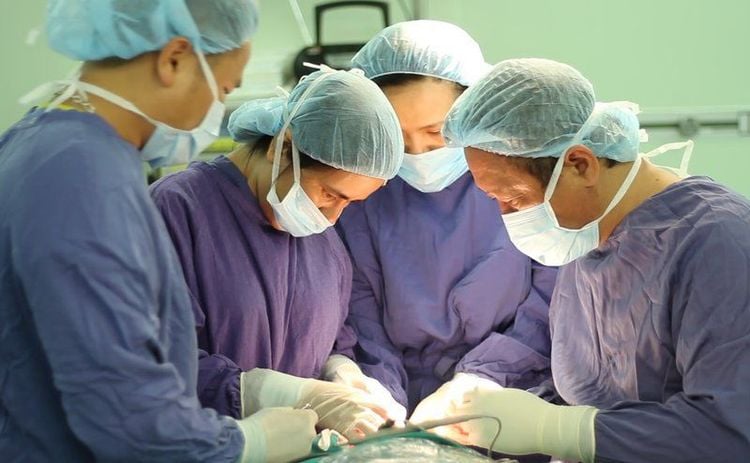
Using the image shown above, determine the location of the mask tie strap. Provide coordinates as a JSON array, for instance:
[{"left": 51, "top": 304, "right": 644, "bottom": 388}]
[
  {"left": 19, "top": 66, "right": 84, "bottom": 110},
  {"left": 270, "top": 72, "right": 338, "bottom": 194},
  {"left": 74, "top": 81, "right": 169, "bottom": 129},
  {"left": 545, "top": 102, "right": 611, "bottom": 202},
  {"left": 543, "top": 154, "right": 568, "bottom": 202},
  {"left": 195, "top": 49, "right": 220, "bottom": 100},
  {"left": 642, "top": 140, "right": 694, "bottom": 177},
  {"left": 598, "top": 155, "right": 643, "bottom": 220}
]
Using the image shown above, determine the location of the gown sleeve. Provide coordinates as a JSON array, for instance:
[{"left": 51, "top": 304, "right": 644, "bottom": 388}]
[
  {"left": 16, "top": 148, "right": 244, "bottom": 462},
  {"left": 594, "top": 219, "right": 750, "bottom": 462},
  {"left": 330, "top": 248, "right": 358, "bottom": 361},
  {"left": 150, "top": 179, "right": 243, "bottom": 418},
  {"left": 335, "top": 205, "right": 409, "bottom": 406},
  {"left": 454, "top": 259, "right": 557, "bottom": 393}
]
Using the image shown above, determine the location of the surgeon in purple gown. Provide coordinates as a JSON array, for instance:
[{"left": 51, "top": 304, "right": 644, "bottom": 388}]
[
  {"left": 327, "top": 21, "right": 558, "bottom": 420},
  {"left": 150, "top": 68, "right": 407, "bottom": 438},
  {"left": 436, "top": 58, "right": 750, "bottom": 462}
]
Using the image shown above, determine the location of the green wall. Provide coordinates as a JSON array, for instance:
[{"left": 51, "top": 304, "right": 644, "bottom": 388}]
[
  {"left": 424, "top": 0, "right": 750, "bottom": 198},
  {"left": 2, "top": 0, "right": 747, "bottom": 196},
  {"left": 0, "top": 1, "right": 75, "bottom": 129}
]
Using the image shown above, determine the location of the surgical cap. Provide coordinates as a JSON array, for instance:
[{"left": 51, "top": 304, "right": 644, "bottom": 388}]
[
  {"left": 443, "top": 58, "right": 642, "bottom": 161},
  {"left": 47, "top": 0, "right": 259, "bottom": 60},
  {"left": 228, "top": 69, "right": 404, "bottom": 180},
  {"left": 228, "top": 97, "right": 286, "bottom": 143},
  {"left": 351, "top": 20, "right": 489, "bottom": 86}
]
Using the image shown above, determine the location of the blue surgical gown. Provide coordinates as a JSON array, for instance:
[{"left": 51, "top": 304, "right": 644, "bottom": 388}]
[
  {"left": 0, "top": 109, "right": 243, "bottom": 462},
  {"left": 149, "top": 156, "right": 357, "bottom": 418},
  {"left": 551, "top": 177, "right": 750, "bottom": 461},
  {"left": 335, "top": 173, "right": 557, "bottom": 410}
]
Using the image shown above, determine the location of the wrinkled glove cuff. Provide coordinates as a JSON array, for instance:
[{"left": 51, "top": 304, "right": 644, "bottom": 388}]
[
  {"left": 234, "top": 418, "right": 266, "bottom": 463},
  {"left": 540, "top": 404, "right": 598, "bottom": 463},
  {"left": 241, "top": 369, "right": 308, "bottom": 416}
]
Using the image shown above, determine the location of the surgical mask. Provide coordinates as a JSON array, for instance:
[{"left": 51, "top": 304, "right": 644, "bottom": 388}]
[
  {"left": 267, "top": 142, "right": 333, "bottom": 237},
  {"left": 266, "top": 72, "right": 336, "bottom": 237},
  {"left": 503, "top": 140, "right": 694, "bottom": 267},
  {"left": 398, "top": 146, "right": 469, "bottom": 193},
  {"left": 23, "top": 50, "right": 224, "bottom": 169}
]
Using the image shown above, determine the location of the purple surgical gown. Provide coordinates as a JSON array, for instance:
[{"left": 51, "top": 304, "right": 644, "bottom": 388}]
[
  {"left": 0, "top": 109, "right": 242, "bottom": 462},
  {"left": 335, "top": 173, "right": 557, "bottom": 410},
  {"left": 150, "top": 155, "right": 357, "bottom": 418},
  {"left": 551, "top": 177, "right": 750, "bottom": 461}
]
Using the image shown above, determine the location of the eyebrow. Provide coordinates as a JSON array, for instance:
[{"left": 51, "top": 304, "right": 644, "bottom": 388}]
[{"left": 417, "top": 120, "right": 445, "bottom": 131}]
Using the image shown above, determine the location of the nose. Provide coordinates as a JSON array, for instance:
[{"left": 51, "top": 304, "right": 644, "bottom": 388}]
[{"left": 322, "top": 201, "right": 348, "bottom": 224}]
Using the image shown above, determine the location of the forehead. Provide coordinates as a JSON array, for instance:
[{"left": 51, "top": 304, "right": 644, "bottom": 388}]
[
  {"left": 313, "top": 167, "right": 384, "bottom": 199},
  {"left": 213, "top": 42, "right": 251, "bottom": 72},
  {"left": 465, "top": 147, "right": 543, "bottom": 194},
  {"left": 381, "top": 79, "right": 458, "bottom": 129}
]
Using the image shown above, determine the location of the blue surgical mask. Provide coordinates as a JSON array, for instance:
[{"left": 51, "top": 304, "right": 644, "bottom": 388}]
[
  {"left": 37, "top": 50, "right": 224, "bottom": 169},
  {"left": 398, "top": 146, "right": 468, "bottom": 193},
  {"left": 266, "top": 72, "right": 335, "bottom": 237},
  {"left": 503, "top": 141, "right": 693, "bottom": 267}
]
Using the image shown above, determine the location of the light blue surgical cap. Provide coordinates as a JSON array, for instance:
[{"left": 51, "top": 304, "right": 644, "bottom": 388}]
[
  {"left": 228, "top": 97, "right": 286, "bottom": 143},
  {"left": 47, "top": 0, "right": 259, "bottom": 60},
  {"left": 228, "top": 69, "right": 404, "bottom": 180},
  {"left": 443, "top": 58, "right": 642, "bottom": 161},
  {"left": 351, "top": 20, "right": 490, "bottom": 86}
]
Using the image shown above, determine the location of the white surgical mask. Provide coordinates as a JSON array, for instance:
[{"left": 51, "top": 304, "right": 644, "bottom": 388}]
[
  {"left": 267, "top": 141, "right": 333, "bottom": 237},
  {"left": 266, "top": 72, "right": 335, "bottom": 237},
  {"left": 23, "top": 50, "right": 224, "bottom": 169},
  {"left": 398, "top": 146, "right": 468, "bottom": 193},
  {"left": 503, "top": 140, "right": 694, "bottom": 267}
]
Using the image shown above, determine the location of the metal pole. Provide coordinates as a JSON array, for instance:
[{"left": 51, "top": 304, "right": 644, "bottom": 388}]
[{"left": 412, "top": 0, "right": 427, "bottom": 19}]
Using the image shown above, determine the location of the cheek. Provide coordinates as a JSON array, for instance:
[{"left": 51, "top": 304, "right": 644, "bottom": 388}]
[
  {"left": 549, "top": 187, "right": 597, "bottom": 228},
  {"left": 319, "top": 202, "right": 347, "bottom": 223},
  {"left": 173, "top": 80, "right": 214, "bottom": 129},
  {"left": 299, "top": 175, "right": 338, "bottom": 210},
  {"left": 468, "top": 172, "right": 495, "bottom": 195},
  {"left": 523, "top": 186, "right": 545, "bottom": 206},
  {"left": 299, "top": 180, "right": 323, "bottom": 206}
]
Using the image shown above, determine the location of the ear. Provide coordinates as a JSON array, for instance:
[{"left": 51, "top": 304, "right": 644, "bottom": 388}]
[
  {"left": 265, "top": 136, "right": 278, "bottom": 162},
  {"left": 155, "top": 37, "right": 193, "bottom": 87},
  {"left": 266, "top": 130, "right": 293, "bottom": 163},
  {"left": 564, "top": 145, "right": 600, "bottom": 187}
]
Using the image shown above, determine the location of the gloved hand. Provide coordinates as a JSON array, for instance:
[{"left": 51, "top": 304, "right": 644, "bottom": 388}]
[
  {"left": 241, "top": 368, "right": 388, "bottom": 440},
  {"left": 323, "top": 355, "right": 407, "bottom": 421},
  {"left": 434, "top": 387, "right": 598, "bottom": 463},
  {"left": 410, "top": 372, "right": 502, "bottom": 425},
  {"left": 235, "top": 407, "right": 318, "bottom": 463}
]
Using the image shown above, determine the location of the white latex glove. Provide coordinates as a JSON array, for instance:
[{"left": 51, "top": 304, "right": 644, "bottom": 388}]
[
  {"left": 323, "top": 355, "right": 407, "bottom": 421},
  {"left": 434, "top": 387, "right": 598, "bottom": 463},
  {"left": 410, "top": 372, "right": 502, "bottom": 425},
  {"left": 235, "top": 407, "right": 318, "bottom": 463},
  {"left": 240, "top": 368, "right": 388, "bottom": 440}
]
